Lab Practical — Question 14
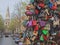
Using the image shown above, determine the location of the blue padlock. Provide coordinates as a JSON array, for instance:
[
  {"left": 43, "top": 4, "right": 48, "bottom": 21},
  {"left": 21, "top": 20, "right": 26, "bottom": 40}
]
[{"left": 48, "top": 2, "right": 53, "bottom": 8}]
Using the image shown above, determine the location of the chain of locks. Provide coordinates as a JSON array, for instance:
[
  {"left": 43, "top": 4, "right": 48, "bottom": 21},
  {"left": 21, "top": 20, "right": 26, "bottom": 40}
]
[{"left": 23, "top": 0, "right": 60, "bottom": 45}]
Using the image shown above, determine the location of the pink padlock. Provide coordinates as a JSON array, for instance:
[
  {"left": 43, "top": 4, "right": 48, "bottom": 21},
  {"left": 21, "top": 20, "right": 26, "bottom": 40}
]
[
  {"left": 25, "top": 11, "right": 33, "bottom": 16},
  {"left": 26, "top": 20, "right": 32, "bottom": 27}
]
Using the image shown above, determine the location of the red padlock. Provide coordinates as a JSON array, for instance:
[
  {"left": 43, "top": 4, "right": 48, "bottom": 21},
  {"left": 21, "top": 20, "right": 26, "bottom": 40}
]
[
  {"left": 34, "top": 25, "right": 39, "bottom": 31},
  {"left": 51, "top": 5, "right": 57, "bottom": 10},
  {"left": 38, "top": 3, "right": 45, "bottom": 8},
  {"left": 35, "top": 9, "right": 39, "bottom": 15},
  {"left": 32, "top": 20, "right": 37, "bottom": 26},
  {"left": 50, "top": 2, "right": 57, "bottom": 10},
  {"left": 45, "top": 15, "right": 52, "bottom": 20},
  {"left": 43, "top": 35, "right": 48, "bottom": 41}
]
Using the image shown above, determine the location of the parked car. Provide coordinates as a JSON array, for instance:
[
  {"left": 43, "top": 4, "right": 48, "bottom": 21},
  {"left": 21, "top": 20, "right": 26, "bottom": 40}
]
[
  {"left": 14, "top": 37, "right": 20, "bottom": 44},
  {"left": 4, "top": 33, "right": 9, "bottom": 37},
  {"left": 5, "top": 34, "right": 9, "bottom": 37},
  {"left": 12, "top": 33, "right": 20, "bottom": 40}
]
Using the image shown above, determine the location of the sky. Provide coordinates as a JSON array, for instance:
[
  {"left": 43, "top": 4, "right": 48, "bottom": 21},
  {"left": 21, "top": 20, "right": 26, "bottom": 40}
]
[{"left": 0, "top": 0, "right": 21, "bottom": 19}]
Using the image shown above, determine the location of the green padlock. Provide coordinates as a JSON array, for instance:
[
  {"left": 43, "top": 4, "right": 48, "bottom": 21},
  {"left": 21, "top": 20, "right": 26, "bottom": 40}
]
[
  {"left": 42, "top": 29, "right": 49, "bottom": 35},
  {"left": 40, "top": 35, "right": 44, "bottom": 41}
]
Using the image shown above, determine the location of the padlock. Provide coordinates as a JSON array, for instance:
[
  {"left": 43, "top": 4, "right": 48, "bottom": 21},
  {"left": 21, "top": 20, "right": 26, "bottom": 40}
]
[
  {"left": 39, "top": 20, "right": 46, "bottom": 27},
  {"left": 34, "top": 25, "right": 39, "bottom": 31},
  {"left": 26, "top": 20, "right": 32, "bottom": 27},
  {"left": 51, "top": 2, "right": 57, "bottom": 10},
  {"left": 32, "top": 20, "right": 37, "bottom": 26},
  {"left": 35, "top": 9, "right": 40, "bottom": 15},
  {"left": 38, "top": 3, "right": 45, "bottom": 8},
  {"left": 25, "top": 10, "right": 34, "bottom": 16}
]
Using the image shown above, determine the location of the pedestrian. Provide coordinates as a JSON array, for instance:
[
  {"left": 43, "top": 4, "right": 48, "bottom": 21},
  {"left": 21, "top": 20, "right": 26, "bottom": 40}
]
[
  {"left": 24, "top": 37, "right": 31, "bottom": 45},
  {"left": 18, "top": 33, "right": 24, "bottom": 45},
  {"left": 18, "top": 41, "right": 23, "bottom": 45},
  {"left": 18, "top": 38, "right": 23, "bottom": 45}
]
